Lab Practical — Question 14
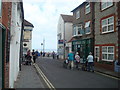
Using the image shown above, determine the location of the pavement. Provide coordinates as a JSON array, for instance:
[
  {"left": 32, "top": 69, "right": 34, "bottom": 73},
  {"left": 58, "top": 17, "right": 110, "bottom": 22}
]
[
  {"left": 94, "top": 66, "right": 120, "bottom": 79},
  {"left": 14, "top": 64, "right": 45, "bottom": 88}
]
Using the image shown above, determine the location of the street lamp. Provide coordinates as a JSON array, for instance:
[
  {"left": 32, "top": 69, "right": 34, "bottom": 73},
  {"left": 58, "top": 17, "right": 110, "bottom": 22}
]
[{"left": 41, "top": 43, "right": 43, "bottom": 52}]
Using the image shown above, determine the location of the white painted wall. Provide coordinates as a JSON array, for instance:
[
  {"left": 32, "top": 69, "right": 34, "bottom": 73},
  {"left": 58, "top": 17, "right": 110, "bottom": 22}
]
[{"left": 9, "top": 2, "right": 22, "bottom": 88}]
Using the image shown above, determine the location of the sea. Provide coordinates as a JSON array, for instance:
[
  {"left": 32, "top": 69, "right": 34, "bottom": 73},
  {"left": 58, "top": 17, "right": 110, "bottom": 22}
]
[{"left": 34, "top": 49, "right": 57, "bottom": 53}]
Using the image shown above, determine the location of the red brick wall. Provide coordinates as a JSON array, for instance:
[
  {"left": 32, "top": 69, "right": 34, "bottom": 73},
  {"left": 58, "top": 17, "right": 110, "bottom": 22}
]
[{"left": 2, "top": 2, "right": 12, "bottom": 88}]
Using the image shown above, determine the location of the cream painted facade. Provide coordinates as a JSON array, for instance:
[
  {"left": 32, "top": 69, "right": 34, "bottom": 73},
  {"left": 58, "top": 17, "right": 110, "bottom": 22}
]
[
  {"left": 57, "top": 15, "right": 73, "bottom": 59},
  {"left": 23, "top": 22, "right": 34, "bottom": 55}
]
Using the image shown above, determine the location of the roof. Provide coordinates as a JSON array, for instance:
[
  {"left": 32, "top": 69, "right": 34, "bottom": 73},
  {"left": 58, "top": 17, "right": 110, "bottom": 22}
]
[
  {"left": 61, "top": 14, "right": 73, "bottom": 23},
  {"left": 71, "top": 1, "right": 87, "bottom": 12},
  {"left": 24, "top": 19, "right": 34, "bottom": 27},
  {"left": 67, "top": 37, "right": 75, "bottom": 43}
]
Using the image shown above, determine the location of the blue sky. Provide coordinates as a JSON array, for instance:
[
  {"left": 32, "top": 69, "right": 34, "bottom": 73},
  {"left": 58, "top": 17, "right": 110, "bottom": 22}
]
[{"left": 23, "top": 0, "right": 85, "bottom": 51}]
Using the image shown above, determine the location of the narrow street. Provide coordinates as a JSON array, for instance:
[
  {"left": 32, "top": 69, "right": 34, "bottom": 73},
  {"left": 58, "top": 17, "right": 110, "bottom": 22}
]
[{"left": 35, "top": 57, "right": 119, "bottom": 88}]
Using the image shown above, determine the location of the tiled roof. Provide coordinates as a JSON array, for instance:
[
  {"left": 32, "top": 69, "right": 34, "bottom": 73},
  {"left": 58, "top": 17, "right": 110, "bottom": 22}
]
[
  {"left": 71, "top": 1, "right": 87, "bottom": 12},
  {"left": 61, "top": 14, "right": 73, "bottom": 23},
  {"left": 24, "top": 19, "right": 34, "bottom": 27}
]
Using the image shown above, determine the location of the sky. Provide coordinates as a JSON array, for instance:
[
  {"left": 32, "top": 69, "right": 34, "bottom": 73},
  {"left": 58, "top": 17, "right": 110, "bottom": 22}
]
[{"left": 23, "top": 0, "right": 85, "bottom": 51}]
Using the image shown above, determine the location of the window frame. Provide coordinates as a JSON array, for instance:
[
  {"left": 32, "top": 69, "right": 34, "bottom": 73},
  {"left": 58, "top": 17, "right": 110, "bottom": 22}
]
[
  {"left": 101, "top": 16, "right": 114, "bottom": 34},
  {"left": 85, "top": 21, "right": 91, "bottom": 34},
  {"left": 102, "top": 46, "right": 114, "bottom": 62},
  {"left": 76, "top": 10, "right": 80, "bottom": 19},
  {"left": 101, "top": 1, "right": 113, "bottom": 11},
  {"left": 85, "top": 2, "right": 90, "bottom": 14}
]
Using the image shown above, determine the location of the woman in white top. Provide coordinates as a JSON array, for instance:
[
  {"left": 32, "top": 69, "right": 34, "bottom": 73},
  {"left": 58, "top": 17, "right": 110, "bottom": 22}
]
[
  {"left": 75, "top": 52, "right": 80, "bottom": 70},
  {"left": 87, "top": 52, "right": 94, "bottom": 72}
]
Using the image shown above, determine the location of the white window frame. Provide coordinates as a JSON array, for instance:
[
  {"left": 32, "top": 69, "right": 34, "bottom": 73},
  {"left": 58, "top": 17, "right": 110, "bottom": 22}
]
[
  {"left": 73, "top": 25, "right": 83, "bottom": 37},
  {"left": 85, "top": 2, "right": 90, "bottom": 14},
  {"left": 101, "top": 16, "right": 114, "bottom": 33},
  {"left": 101, "top": 0, "right": 113, "bottom": 10},
  {"left": 76, "top": 10, "right": 80, "bottom": 19},
  {"left": 95, "top": 46, "right": 100, "bottom": 62},
  {"left": 85, "top": 21, "right": 91, "bottom": 34},
  {"left": 77, "top": 25, "right": 83, "bottom": 36},
  {"left": 102, "top": 46, "right": 114, "bottom": 62}
]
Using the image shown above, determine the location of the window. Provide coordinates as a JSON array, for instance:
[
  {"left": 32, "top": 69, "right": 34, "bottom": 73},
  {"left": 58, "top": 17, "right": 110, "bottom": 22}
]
[
  {"left": 101, "top": 16, "right": 114, "bottom": 33},
  {"left": 78, "top": 25, "right": 84, "bottom": 35},
  {"left": 101, "top": 1, "right": 113, "bottom": 10},
  {"left": 85, "top": 2, "right": 90, "bottom": 14},
  {"left": 102, "top": 46, "right": 114, "bottom": 61},
  {"left": 73, "top": 25, "right": 84, "bottom": 36},
  {"left": 85, "top": 21, "right": 90, "bottom": 34},
  {"left": 73, "top": 26, "right": 77, "bottom": 36},
  {"left": 76, "top": 10, "right": 80, "bottom": 19}
]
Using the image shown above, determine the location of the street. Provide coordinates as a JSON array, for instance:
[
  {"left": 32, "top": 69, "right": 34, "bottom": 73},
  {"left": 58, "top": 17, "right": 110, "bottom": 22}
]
[{"left": 35, "top": 57, "right": 119, "bottom": 88}]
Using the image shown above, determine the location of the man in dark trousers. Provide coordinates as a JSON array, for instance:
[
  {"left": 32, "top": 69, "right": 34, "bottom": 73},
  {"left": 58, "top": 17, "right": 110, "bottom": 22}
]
[{"left": 32, "top": 49, "right": 36, "bottom": 63}]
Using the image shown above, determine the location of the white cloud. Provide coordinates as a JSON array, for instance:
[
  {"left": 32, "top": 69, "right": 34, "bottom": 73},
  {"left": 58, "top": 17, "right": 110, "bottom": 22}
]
[{"left": 23, "top": 0, "right": 85, "bottom": 51}]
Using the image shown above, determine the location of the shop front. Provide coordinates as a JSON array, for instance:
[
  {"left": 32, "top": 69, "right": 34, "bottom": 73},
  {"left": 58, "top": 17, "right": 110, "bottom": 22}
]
[{"left": 72, "top": 38, "right": 93, "bottom": 62}]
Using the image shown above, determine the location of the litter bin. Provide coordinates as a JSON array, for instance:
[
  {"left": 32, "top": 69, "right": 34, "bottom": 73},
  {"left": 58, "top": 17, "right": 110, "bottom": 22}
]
[{"left": 114, "top": 60, "right": 120, "bottom": 72}]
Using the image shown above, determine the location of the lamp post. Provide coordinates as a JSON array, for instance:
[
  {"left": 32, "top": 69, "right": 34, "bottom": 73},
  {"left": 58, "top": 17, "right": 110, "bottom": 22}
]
[
  {"left": 41, "top": 43, "right": 43, "bottom": 52},
  {"left": 63, "top": 22, "right": 66, "bottom": 60}
]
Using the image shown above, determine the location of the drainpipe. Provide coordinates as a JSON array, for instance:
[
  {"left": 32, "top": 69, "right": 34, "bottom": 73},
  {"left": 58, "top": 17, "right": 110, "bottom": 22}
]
[
  {"left": 117, "top": 1, "right": 120, "bottom": 65},
  {"left": 92, "top": 2, "right": 95, "bottom": 57},
  {"left": 63, "top": 22, "right": 66, "bottom": 60},
  {"left": 19, "top": 2, "right": 24, "bottom": 71}
]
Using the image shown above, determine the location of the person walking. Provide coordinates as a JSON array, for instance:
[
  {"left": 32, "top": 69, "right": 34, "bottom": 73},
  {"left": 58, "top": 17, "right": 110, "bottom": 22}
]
[
  {"left": 32, "top": 49, "right": 36, "bottom": 63},
  {"left": 67, "top": 51, "right": 74, "bottom": 70},
  {"left": 87, "top": 52, "right": 94, "bottom": 72},
  {"left": 75, "top": 52, "right": 80, "bottom": 70},
  {"left": 25, "top": 50, "right": 32, "bottom": 65},
  {"left": 52, "top": 51, "right": 55, "bottom": 59}
]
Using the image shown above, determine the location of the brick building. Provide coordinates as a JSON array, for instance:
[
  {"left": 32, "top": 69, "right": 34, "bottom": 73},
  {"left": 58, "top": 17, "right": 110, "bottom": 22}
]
[
  {"left": 71, "top": 2, "right": 95, "bottom": 62},
  {"left": 0, "top": 1, "right": 24, "bottom": 88},
  {"left": 94, "top": 2, "right": 119, "bottom": 71}
]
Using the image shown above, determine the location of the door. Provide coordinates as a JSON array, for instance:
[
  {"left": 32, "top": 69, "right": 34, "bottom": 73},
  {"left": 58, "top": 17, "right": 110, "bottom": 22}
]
[{"left": 95, "top": 46, "right": 100, "bottom": 62}]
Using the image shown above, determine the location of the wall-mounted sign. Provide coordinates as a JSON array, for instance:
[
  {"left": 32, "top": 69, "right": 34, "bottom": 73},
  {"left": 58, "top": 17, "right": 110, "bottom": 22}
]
[{"left": 58, "top": 40, "right": 64, "bottom": 44}]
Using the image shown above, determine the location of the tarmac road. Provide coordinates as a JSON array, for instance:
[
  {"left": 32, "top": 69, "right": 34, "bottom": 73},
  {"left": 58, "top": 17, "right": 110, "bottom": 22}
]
[{"left": 36, "top": 57, "right": 119, "bottom": 88}]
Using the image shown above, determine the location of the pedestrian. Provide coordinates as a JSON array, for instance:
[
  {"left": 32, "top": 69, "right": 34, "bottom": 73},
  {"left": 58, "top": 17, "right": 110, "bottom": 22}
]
[
  {"left": 35, "top": 50, "right": 39, "bottom": 59},
  {"left": 32, "top": 49, "right": 36, "bottom": 63},
  {"left": 56, "top": 53, "right": 59, "bottom": 59},
  {"left": 75, "top": 52, "right": 80, "bottom": 70},
  {"left": 40, "top": 51, "right": 43, "bottom": 56},
  {"left": 25, "top": 50, "right": 32, "bottom": 65},
  {"left": 87, "top": 52, "right": 94, "bottom": 72},
  {"left": 67, "top": 51, "right": 74, "bottom": 70},
  {"left": 52, "top": 51, "right": 55, "bottom": 59}
]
